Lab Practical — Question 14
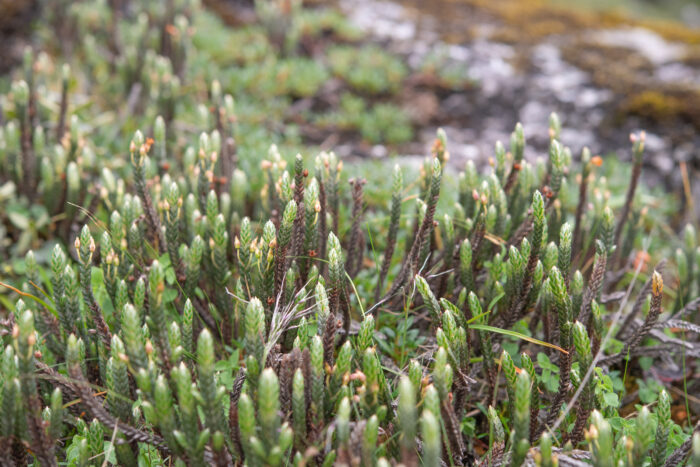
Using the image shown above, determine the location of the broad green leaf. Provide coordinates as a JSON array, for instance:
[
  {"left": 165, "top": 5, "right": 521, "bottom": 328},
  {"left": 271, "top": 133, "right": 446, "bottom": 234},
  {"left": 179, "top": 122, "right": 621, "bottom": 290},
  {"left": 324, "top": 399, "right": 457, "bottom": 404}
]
[{"left": 603, "top": 392, "right": 619, "bottom": 408}]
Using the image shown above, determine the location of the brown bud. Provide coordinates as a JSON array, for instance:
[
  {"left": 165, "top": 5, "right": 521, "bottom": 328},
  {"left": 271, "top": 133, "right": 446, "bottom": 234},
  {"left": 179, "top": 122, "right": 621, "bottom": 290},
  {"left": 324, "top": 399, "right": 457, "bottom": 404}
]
[{"left": 652, "top": 270, "right": 663, "bottom": 296}]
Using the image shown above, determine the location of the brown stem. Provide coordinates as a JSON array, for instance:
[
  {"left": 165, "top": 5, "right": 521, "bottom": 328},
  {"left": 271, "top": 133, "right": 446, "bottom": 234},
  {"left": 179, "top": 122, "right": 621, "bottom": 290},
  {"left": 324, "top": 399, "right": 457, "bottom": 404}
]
[
  {"left": 601, "top": 273, "right": 663, "bottom": 367},
  {"left": 503, "top": 163, "right": 521, "bottom": 195},
  {"left": 578, "top": 250, "right": 607, "bottom": 327},
  {"left": 18, "top": 107, "right": 35, "bottom": 202},
  {"left": 322, "top": 313, "right": 339, "bottom": 367},
  {"left": 375, "top": 190, "right": 401, "bottom": 303},
  {"left": 134, "top": 169, "right": 166, "bottom": 254},
  {"left": 538, "top": 349, "right": 571, "bottom": 439},
  {"left": 291, "top": 164, "right": 307, "bottom": 262},
  {"left": 317, "top": 179, "right": 328, "bottom": 275},
  {"left": 383, "top": 175, "right": 441, "bottom": 305},
  {"left": 346, "top": 178, "right": 365, "bottom": 278},
  {"left": 274, "top": 243, "right": 289, "bottom": 306},
  {"left": 56, "top": 79, "right": 69, "bottom": 143},
  {"left": 614, "top": 160, "right": 642, "bottom": 250},
  {"left": 572, "top": 166, "right": 589, "bottom": 257},
  {"left": 616, "top": 259, "right": 665, "bottom": 340}
]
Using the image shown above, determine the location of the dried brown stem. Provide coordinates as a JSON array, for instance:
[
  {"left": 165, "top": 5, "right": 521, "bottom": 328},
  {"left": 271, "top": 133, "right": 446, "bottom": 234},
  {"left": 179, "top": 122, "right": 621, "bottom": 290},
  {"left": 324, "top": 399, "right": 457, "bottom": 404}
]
[
  {"left": 346, "top": 178, "right": 365, "bottom": 278},
  {"left": 572, "top": 166, "right": 589, "bottom": 257}
]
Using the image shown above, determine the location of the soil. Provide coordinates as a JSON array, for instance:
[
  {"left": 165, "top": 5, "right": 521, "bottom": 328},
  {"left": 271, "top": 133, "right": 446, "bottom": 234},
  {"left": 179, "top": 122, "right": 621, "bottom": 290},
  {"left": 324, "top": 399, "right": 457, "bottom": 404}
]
[{"left": 0, "top": 0, "right": 37, "bottom": 74}]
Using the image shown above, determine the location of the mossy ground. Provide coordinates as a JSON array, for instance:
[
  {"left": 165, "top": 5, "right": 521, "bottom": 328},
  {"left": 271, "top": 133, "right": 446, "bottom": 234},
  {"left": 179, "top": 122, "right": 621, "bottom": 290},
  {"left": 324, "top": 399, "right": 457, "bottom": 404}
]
[{"left": 393, "top": 0, "right": 700, "bottom": 139}]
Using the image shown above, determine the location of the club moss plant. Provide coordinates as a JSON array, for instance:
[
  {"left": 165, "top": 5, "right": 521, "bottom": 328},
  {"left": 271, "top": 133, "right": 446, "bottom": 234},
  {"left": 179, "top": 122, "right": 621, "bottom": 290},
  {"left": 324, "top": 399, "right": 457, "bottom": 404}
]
[{"left": 0, "top": 0, "right": 699, "bottom": 466}]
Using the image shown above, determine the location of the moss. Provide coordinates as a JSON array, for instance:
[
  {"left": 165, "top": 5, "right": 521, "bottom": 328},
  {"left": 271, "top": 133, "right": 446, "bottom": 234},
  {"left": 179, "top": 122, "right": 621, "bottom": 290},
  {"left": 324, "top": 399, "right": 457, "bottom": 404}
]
[
  {"left": 296, "top": 9, "right": 363, "bottom": 42},
  {"left": 193, "top": 14, "right": 272, "bottom": 66},
  {"left": 489, "top": 19, "right": 570, "bottom": 43},
  {"left": 621, "top": 91, "right": 684, "bottom": 121},
  {"left": 417, "top": 47, "right": 472, "bottom": 90},
  {"left": 560, "top": 40, "right": 654, "bottom": 93},
  {"left": 620, "top": 90, "right": 700, "bottom": 129},
  {"left": 459, "top": 0, "right": 700, "bottom": 47},
  {"left": 681, "top": 46, "right": 700, "bottom": 67},
  {"left": 637, "top": 18, "right": 700, "bottom": 45},
  {"left": 327, "top": 45, "right": 408, "bottom": 95},
  {"left": 313, "top": 93, "right": 413, "bottom": 145},
  {"left": 462, "top": 0, "right": 626, "bottom": 41},
  {"left": 558, "top": 38, "right": 700, "bottom": 129}
]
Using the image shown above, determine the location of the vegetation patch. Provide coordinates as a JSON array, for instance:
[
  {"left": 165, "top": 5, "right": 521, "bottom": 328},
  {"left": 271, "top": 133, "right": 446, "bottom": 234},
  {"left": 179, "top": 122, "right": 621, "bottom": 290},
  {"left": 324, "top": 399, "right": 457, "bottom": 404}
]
[
  {"left": 0, "top": 1, "right": 698, "bottom": 466},
  {"left": 327, "top": 44, "right": 409, "bottom": 95}
]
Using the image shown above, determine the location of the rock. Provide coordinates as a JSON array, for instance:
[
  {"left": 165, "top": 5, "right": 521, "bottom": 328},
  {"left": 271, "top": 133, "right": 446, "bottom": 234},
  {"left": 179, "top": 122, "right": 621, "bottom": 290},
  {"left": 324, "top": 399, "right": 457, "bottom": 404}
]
[{"left": 593, "top": 28, "right": 686, "bottom": 65}]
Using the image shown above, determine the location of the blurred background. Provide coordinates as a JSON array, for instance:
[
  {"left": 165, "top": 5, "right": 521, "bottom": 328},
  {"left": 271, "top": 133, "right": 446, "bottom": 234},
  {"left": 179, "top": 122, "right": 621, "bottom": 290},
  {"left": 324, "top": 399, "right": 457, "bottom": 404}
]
[{"left": 2, "top": 0, "right": 699, "bottom": 213}]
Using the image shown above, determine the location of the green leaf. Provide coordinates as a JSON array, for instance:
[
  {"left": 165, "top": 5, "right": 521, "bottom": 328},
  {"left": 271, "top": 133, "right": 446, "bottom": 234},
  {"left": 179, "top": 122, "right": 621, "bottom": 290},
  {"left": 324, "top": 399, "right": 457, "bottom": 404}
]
[
  {"left": 158, "top": 252, "right": 172, "bottom": 268},
  {"left": 173, "top": 430, "right": 190, "bottom": 450},
  {"left": 487, "top": 291, "right": 505, "bottom": 312},
  {"left": 537, "top": 353, "right": 559, "bottom": 373},
  {"left": 638, "top": 379, "right": 662, "bottom": 404},
  {"left": 470, "top": 324, "right": 569, "bottom": 354},
  {"left": 7, "top": 204, "right": 30, "bottom": 229},
  {"left": 0, "top": 279, "right": 56, "bottom": 315},
  {"left": 196, "top": 429, "right": 211, "bottom": 452},
  {"left": 165, "top": 267, "right": 176, "bottom": 285},
  {"left": 91, "top": 267, "right": 115, "bottom": 318},
  {"left": 0, "top": 181, "right": 16, "bottom": 199},
  {"left": 603, "top": 392, "right": 619, "bottom": 408},
  {"left": 163, "top": 288, "right": 179, "bottom": 303},
  {"left": 103, "top": 441, "right": 117, "bottom": 465},
  {"left": 543, "top": 372, "right": 558, "bottom": 392},
  {"left": 608, "top": 416, "right": 625, "bottom": 431}
]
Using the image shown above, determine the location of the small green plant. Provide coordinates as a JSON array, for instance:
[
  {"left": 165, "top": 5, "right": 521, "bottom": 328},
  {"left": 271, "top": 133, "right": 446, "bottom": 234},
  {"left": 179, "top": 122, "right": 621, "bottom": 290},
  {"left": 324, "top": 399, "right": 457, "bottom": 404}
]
[
  {"left": 419, "top": 45, "right": 472, "bottom": 90},
  {"left": 327, "top": 45, "right": 408, "bottom": 95},
  {"left": 315, "top": 93, "right": 413, "bottom": 144},
  {"left": 296, "top": 8, "right": 363, "bottom": 42}
]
